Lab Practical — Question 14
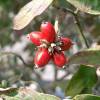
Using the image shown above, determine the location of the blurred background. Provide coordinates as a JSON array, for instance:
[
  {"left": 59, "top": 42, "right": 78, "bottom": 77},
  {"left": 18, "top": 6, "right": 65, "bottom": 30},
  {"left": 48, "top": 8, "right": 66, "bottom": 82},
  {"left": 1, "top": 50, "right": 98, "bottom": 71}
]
[{"left": 0, "top": 0, "right": 100, "bottom": 99}]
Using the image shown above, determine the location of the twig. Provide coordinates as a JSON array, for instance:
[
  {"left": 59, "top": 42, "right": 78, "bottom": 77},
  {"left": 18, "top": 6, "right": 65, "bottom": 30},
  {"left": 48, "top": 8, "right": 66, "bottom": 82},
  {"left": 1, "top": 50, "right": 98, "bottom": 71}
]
[
  {"left": 0, "top": 52, "right": 29, "bottom": 66},
  {"left": 65, "top": 8, "right": 89, "bottom": 48},
  {"left": 0, "top": 52, "right": 46, "bottom": 91},
  {"left": 55, "top": 6, "right": 89, "bottom": 48},
  {"left": 73, "top": 12, "right": 89, "bottom": 48},
  {"left": 57, "top": 71, "right": 70, "bottom": 81},
  {"left": 54, "top": 68, "right": 58, "bottom": 81},
  {"left": 0, "top": 52, "right": 41, "bottom": 81}
]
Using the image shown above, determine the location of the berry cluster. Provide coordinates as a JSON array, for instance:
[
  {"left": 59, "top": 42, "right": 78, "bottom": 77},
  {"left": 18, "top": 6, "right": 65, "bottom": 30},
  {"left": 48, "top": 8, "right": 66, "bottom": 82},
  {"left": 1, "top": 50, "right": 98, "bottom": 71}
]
[{"left": 27, "top": 22, "right": 72, "bottom": 68}]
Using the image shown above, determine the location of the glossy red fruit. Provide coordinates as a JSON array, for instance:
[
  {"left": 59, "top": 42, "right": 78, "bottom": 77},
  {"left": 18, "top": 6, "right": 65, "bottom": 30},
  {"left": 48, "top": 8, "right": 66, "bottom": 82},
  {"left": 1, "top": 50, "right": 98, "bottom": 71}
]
[
  {"left": 60, "top": 37, "right": 72, "bottom": 51},
  {"left": 40, "top": 22, "right": 56, "bottom": 43},
  {"left": 27, "top": 32, "right": 42, "bottom": 46},
  {"left": 53, "top": 52, "right": 68, "bottom": 68},
  {"left": 34, "top": 48, "right": 51, "bottom": 68}
]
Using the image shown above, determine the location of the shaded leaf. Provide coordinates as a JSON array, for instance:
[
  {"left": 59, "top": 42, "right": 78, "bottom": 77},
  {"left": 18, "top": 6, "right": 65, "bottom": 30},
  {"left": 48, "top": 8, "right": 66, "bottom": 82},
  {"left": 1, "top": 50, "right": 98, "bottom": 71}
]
[
  {"left": 66, "top": 0, "right": 100, "bottom": 15},
  {"left": 74, "top": 94, "right": 100, "bottom": 100},
  {"left": 69, "top": 48, "right": 100, "bottom": 66},
  {"left": 0, "top": 87, "right": 18, "bottom": 95},
  {"left": 13, "top": 0, "right": 54, "bottom": 30},
  {"left": 0, "top": 87, "right": 60, "bottom": 100},
  {"left": 65, "top": 65, "right": 97, "bottom": 97},
  {"left": 54, "top": 0, "right": 70, "bottom": 8}
]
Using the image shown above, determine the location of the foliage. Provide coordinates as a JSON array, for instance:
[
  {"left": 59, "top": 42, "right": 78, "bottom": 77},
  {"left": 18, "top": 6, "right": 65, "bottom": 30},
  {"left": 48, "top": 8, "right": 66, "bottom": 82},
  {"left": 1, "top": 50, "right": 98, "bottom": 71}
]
[
  {"left": 74, "top": 94, "right": 100, "bottom": 100},
  {"left": 65, "top": 65, "right": 97, "bottom": 97},
  {"left": 0, "top": 87, "right": 60, "bottom": 100},
  {"left": 69, "top": 48, "right": 100, "bottom": 65},
  {"left": 0, "top": 0, "right": 100, "bottom": 99},
  {"left": 66, "top": 0, "right": 100, "bottom": 15}
]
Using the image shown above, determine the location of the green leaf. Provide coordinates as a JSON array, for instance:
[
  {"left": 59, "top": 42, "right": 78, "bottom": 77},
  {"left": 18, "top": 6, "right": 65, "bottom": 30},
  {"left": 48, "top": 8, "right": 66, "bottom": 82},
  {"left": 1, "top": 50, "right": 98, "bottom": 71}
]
[
  {"left": 69, "top": 48, "right": 100, "bottom": 66},
  {"left": 65, "top": 65, "right": 97, "bottom": 97},
  {"left": 13, "top": 0, "right": 54, "bottom": 30},
  {"left": 0, "top": 87, "right": 60, "bottom": 100},
  {"left": 74, "top": 94, "right": 100, "bottom": 100},
  {"left": 66, "top": 0, "right": 100, "bottom": 15}
]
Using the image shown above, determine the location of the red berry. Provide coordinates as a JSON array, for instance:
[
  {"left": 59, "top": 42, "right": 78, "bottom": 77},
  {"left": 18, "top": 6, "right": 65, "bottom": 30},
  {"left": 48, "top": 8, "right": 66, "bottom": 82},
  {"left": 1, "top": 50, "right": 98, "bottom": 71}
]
[
  {"left": 53, "top": 52, "right": 68, "bottom": 68},
  {"left": 60, "top": 37, "right": 72, "bottom": 51},
  {"left": 27, "top": 32, "right": 42, "bottom": 46},
  {"left": 40, "top": 22, "right": 56, "bottom": 43},
  {"left": 34, "top": 48, "right": 51, "bottom": 68}
]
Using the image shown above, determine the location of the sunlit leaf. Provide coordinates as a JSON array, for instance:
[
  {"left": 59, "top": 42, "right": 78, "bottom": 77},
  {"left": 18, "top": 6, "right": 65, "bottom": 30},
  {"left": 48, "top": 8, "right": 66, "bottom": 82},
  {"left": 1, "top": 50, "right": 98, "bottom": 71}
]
[
  {"left": 66, "top": 0, "right": 100, "bottom": 15},
  {"left": 13, "top": 0, "right": 54, "bottom": 30}
]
